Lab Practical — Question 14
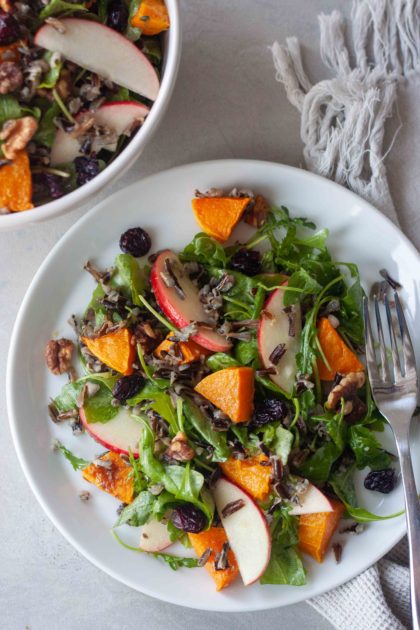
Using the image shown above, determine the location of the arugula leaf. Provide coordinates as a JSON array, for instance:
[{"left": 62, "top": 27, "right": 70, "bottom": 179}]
[
  {"left": 128, "top": 448, "right": 148, "bottom": 494},
  {"left": 126, "top": 0, "right": 142, "bottom": 41},
  {"left": 271, "top": 425, "right": 294, "bottom": 464},
  {"left": 180, "top": 233, "right": 227, "bottom": 267},
  {"left": 82, "top": 382, "right": 119, "bottom": 423},
  {"left": 207, "top": 353, "right": 240, "bottom": 371},
  {"left": 298, "top": 442, "right": 341, "bottom": 483},
  {"left": 97, "top": 0, "right": 111, "bottom": 21},
  {"left": 34, "top": 102, "right": 60, "bottom": 148},
  {"left": 127, "top": 382, "right": 178, "bottom": 434},
  {"left": 0, "top": 95, "right": 21, "bottom": 126},
  {"left": 234, "top": 337, "right": 258, "bottom": 365},
  {"left": 53, "top": 376, "right": 119, "bottom": 423},
  {"left": 329, "top": 461, "right": 357, "bottom": 507},
  {"left": 112, "top": 530, "right": 199, "bottom": 569},
  {"left": 113, "top": 253, "right": 146, "bottom": 306},
  {"left": 183, "top": 398, "right": 230, "bottom": 462},
  {"left": 114, "top": 491, "right": 155, "bottom": 527},
  {"left": 341, "top": 504, "right": 405, "bottom": 523},
  {"left": 108, "top": 86, "right": 131, "bottom": 102},
  {"left": 141, "top": 37, "right": 162, "bottom": 65},
  {"left": 38, "top": 52, "right": 63, "bottom": 89},
  {"left": 349, "top": 425, "right": 392, "bottom": 470},
  {"left": 261, "top": 507, "right": 306, "bottom": 585},
  {"left": 53, "top": 381, "right": 84, "bottom": 413},
  {"left": 40, "top": 0, "right": 88, "bottom": 19},
  {"left": 55, "top": 440, "right": 89, "bottom": 471}
]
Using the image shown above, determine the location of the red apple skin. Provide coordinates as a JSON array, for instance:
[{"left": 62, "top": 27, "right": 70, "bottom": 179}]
[
  {"left": 151, "top": 250, "right": 232, "bottom": 353},
  {"left": 79, "top": 408, "right": 139, "bottom": 457},
  {"left": 213, "top": 477, "right": 272, "bottom": 586}
]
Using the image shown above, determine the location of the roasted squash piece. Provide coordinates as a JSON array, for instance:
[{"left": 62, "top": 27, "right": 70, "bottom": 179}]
[
  {"left": 298, "top": 499, "right": 345, "bottom": 562},
  {"left": 188, "top": 526, "right": 239, "bottom": 591},
  {"left": 81, "top": 328, "right": 135, "bottom": 376},
  {"left": 194, "top": 367, "right": 254, "bottom": 423},
  {"left": 0, "top": 150, "right": 33, "bottom": 212},
  {"left": 154, "top": 333, "right": 212, "bottom": 364},
  {"left": 191, "top": 196, "right": 251, "bottom": 242},
  {"left": 317, "top": 317, "right": 364, "bottom": 381},
  {"left": 131, "top": 0, "right": 170, "bottom": 35},
  {"left": 220, "top": 454, "right": 271, "bottom": 501},
  {"left": 82, "top": 451, "right": 134, "bottom": 503}
]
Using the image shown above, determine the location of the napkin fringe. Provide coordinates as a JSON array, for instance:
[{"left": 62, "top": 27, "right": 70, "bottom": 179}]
[{"left": 271, "top": 0, "right": 420, "bottom": 223}]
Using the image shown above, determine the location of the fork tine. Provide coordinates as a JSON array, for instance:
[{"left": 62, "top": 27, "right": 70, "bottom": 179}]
[
  {"left": 363, "top": 296, "right": 380, "bottom": 383},
  {"left": 394, "top": 292, "right": 417, "bottom": 378},
  {"left": 374, "top": 297, "right": 391, "bottom": 382},
  {"left": 384, "top": 295, "right": 403, "bottom": 381}
]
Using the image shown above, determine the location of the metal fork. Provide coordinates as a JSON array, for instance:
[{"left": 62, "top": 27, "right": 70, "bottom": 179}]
[{"left": 364, "top": 293, "right": 420, "bottom": 630}]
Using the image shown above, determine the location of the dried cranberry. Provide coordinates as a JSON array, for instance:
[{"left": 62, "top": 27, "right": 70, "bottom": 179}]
[
  {"left": 364, "top": 469, "right": 396, "bottom": 494},
  {"left": 106, "top": 0, "right": 128, "bottom": 32},
  {"left": 252, "top": 398, "right": 288, "bottom": 426},
  {"left": 171, "top": 504, "right": 206, "bottom": 533},
  {"left": 43, "top": 173, "right": 65, "bottom": 199},
  {"left": 119, "top": 227, "right": 152, "bottom": 257},
  {"left": 112, "top": 373, "right": 143, "bottom": 402},
  {"left": 230, "top": 248, "right": 261, "bottom": 276},
  {"left": 0, "top": 10, "right": 20, "bottom": 46},
  {"left": 74, "top": 156, "right": 100, "bottom": 186}
]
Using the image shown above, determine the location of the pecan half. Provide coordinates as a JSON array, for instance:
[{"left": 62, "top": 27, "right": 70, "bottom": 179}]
[
  {"left": 326, "top": 371, "right": 366, "bottom": 413},
  {"left": 164, "top": 431, "right": 195, "bottom": 462},
  {"left": 45, "top": 338, "right": 74, "bottom": 375},
  {"left": 244, "top": 194, "right": 269, "bottom": 227},
  {"left": 0, "top": 61, "right": 22, "bottom": 94},
  {"left": 0, "top": 116, "right": 38, "bottom": 159}
]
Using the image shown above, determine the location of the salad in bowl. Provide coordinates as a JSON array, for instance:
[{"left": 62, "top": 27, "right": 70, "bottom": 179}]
[
  {"left": 0, "top": 0, "right": 173, "bottom": 216},
  {"left": 45, "top": 187, "right": 400, "bottom": 591}
]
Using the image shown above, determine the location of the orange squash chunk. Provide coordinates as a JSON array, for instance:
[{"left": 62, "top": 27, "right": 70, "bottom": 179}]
[
  {"left": 131, "top": 0, "right": 170, "bottom": 35},
  {"left": 154, "top": 333, "right": 212, "bottom": 364},
  {"left": 194, "top": 367, "right": 254, "bottom": 423},
  {"left": 298, "top": 499, "right": 345, "bottom": 563},
  {"left": 81, "top": 328, "right": 135, "bottom": 376},
  {"left": 191, "top": 197, "right": 251, "bottom": 242},
  {"left": 317, "top": 317, "right": 364, "bottom": 381},
  {"left": 82, "top": 451, "right": 134, "bottom": 503},
  {"left": 220, "top": 454, "right": 271, "bottom": 501},
  {"left": 188, "top": 527, "right": 239, "bottom": 591},
  {"left": 0, "top": 150, "right": 33, "bottom": 212}
]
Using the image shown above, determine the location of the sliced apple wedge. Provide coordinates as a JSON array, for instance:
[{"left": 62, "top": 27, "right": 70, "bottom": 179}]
[
  {"left": 51, "top": 101, "right": 150, "bottom": 165},
  {"left": 288, "top": 482, "right": 334, "bottom": 515},
  {"left": 151, "top": 250, "right": 232, "bottom": 352},
  {"left": 139, "top": 519, "right": 173, "bottom": 552},
  {"left": 258, "top": 287, "right": 301, "bottom": 394},
  {"left": 34, "top": 18, "right": 159, "bottom": 101},
  {"left": 79, "top": 406, "right": 141, "bottom": 456},
  {"left": 212, "top": 477, "right": 271, "bottom": 586}
]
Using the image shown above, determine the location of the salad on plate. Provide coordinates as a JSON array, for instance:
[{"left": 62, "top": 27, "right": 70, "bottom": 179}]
[
  {"left": 46, "top": 188, "right": 400, "bottom": 591},
  {"left": 0, "top": 0, "right": 169, "bottom": 213}
]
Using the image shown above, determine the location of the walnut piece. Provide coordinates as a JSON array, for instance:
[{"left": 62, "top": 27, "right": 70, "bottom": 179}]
[
  {"left": 244, "top": 194, "right": 269, "bottom": 227},
  {"left": 164, "top": 431, "right": 195, "bottom": 462},
  {"left": 0, "top": 116, "right": 38, "bottom": 159},
  {"left": 0, "top": 61, "right": 23, "bottom": 94},
  {"left": 326, "top": 371, "right": 366, "bottom": 413},
  {"left": 45, "top": 338, "right": 75, "bottom": 375}
]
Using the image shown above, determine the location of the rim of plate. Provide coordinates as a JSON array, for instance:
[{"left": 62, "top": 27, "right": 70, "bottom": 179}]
[{"left": 6, "top": 159, "right": 418, "bottom": 611}]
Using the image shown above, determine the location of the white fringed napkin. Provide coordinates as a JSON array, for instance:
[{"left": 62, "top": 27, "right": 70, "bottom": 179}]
[{"left": 271, "top": 2, "right": 420, "bottom": 628}]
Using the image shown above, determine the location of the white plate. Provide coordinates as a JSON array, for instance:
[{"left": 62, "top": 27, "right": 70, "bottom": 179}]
[{"left": 7, "top": 159, "right": 420, "bottom": 612}]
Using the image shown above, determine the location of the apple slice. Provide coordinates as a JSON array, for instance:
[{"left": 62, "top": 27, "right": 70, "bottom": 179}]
[
  {"left": 258, "top": 287, "right": 301, "bottom": 394},
  {"left": 34, "top": 18, "right": 159, "bottom": 101},
  {"left": 51, "top": 101, "right": 150, "bottom": 165},
  {"left": 212, "top": 477, "right": 271, "bottom": 586},
  {"left": 79, "top": 406, "right": 141, "bottom": 456},
  {"left": 139, "top": 519, "right": 173, "bottom": 552},
  {"left": 288, "top": 481, "right": 334, "bottom": 515},
  {"left": 151, "top": 250, "right": 232, "bottom": 352}
]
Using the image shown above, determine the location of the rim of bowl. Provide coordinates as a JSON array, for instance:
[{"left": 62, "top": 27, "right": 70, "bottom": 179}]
[{"left": 0, "top": 0, "right": 181, "bottom": 230}]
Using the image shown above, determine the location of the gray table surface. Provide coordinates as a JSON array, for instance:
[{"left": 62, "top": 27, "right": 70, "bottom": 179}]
[{"left": 0, "top": 1, "right": 352, "bottom": 628}]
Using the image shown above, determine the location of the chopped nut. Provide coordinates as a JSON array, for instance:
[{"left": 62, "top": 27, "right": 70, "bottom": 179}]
[
  {"left": 164, "top": 431, "right": 195, "bottom": 462},
  {"left": 244, "top": 194, "right": 269, "bottom": 227},
  {"left": 44, "top": 338, "right": 74, "bottom": 375},
  {"left": 79, "top": 490, "right": 91, "bottom": 502},
  {"left": 55, "top": 67, "right": 72, "bottom": 100},
  {"left": 0, "top": 61, "right": 23, "bottom": 94},
  {"left": 332, "top": 542, "right": 343, "bottom": 563},
  {"left": 0, "top": 116, "right": 38, "bottom": 159},
  {"left": 326, "top": 371, "right": 365, "bottom": 412}
]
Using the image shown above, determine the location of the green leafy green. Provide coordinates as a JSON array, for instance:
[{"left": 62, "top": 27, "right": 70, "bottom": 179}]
[
  {"left": 261, "top": 508, "right": 306, "bottom": 585},
  {"left": 39, "top": 52, "right": 63, "bottom": 89},
  {"left": 183, "top": 398, "right": 230, "bottom": 461},
  {"left": 114, "top": 491, "right": 155, "bottom": 527},
  {"left": 39, "top": 0, "right": 88, "bottom": 19},
  {"left": 53, "top": 376, "right": 119, "bottom": 423},
  {"left": 0, "top": 95, "right": 22, "bottom": 126},
  {"left": 207, "top": 353, "right": 240, "bottom": 371},
  {"left": 299, "top": 442, "right": 341, "bottom": 483},
  {"left": 329, "top": 462, "right": 357, "bottom": 507},
  {"left": 127, "top": 382, "right": 178, "bottom": 434},
  {"left": 349, "top": 425, "right": 392, "bottom": 470},
  {"left": 126, "top": 0, "right": 142, "bottom": 41},
  {"left": 55, "top": 441, "right": 90, "bottom": 471},
  {"left": 112, "top": 530, "right": 199, "bottom": 569},
  {"left": 113, "top": 253, "right": 146, "bottom": 306},
  {"left": 34, "top": 102, "right": 61, "bottom": 148},
  {"left": 181, "top": 233, "right": 227, "bottom": 267}
]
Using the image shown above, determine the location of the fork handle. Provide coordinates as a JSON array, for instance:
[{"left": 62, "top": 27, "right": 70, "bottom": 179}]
[{"left": 394, "top": 429, "right": 420, "bottom": 630}]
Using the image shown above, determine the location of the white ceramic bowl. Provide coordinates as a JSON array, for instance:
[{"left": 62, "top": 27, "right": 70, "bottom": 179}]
[{"left": 0, "top": 0, "right": 181, "bottom": 231}]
